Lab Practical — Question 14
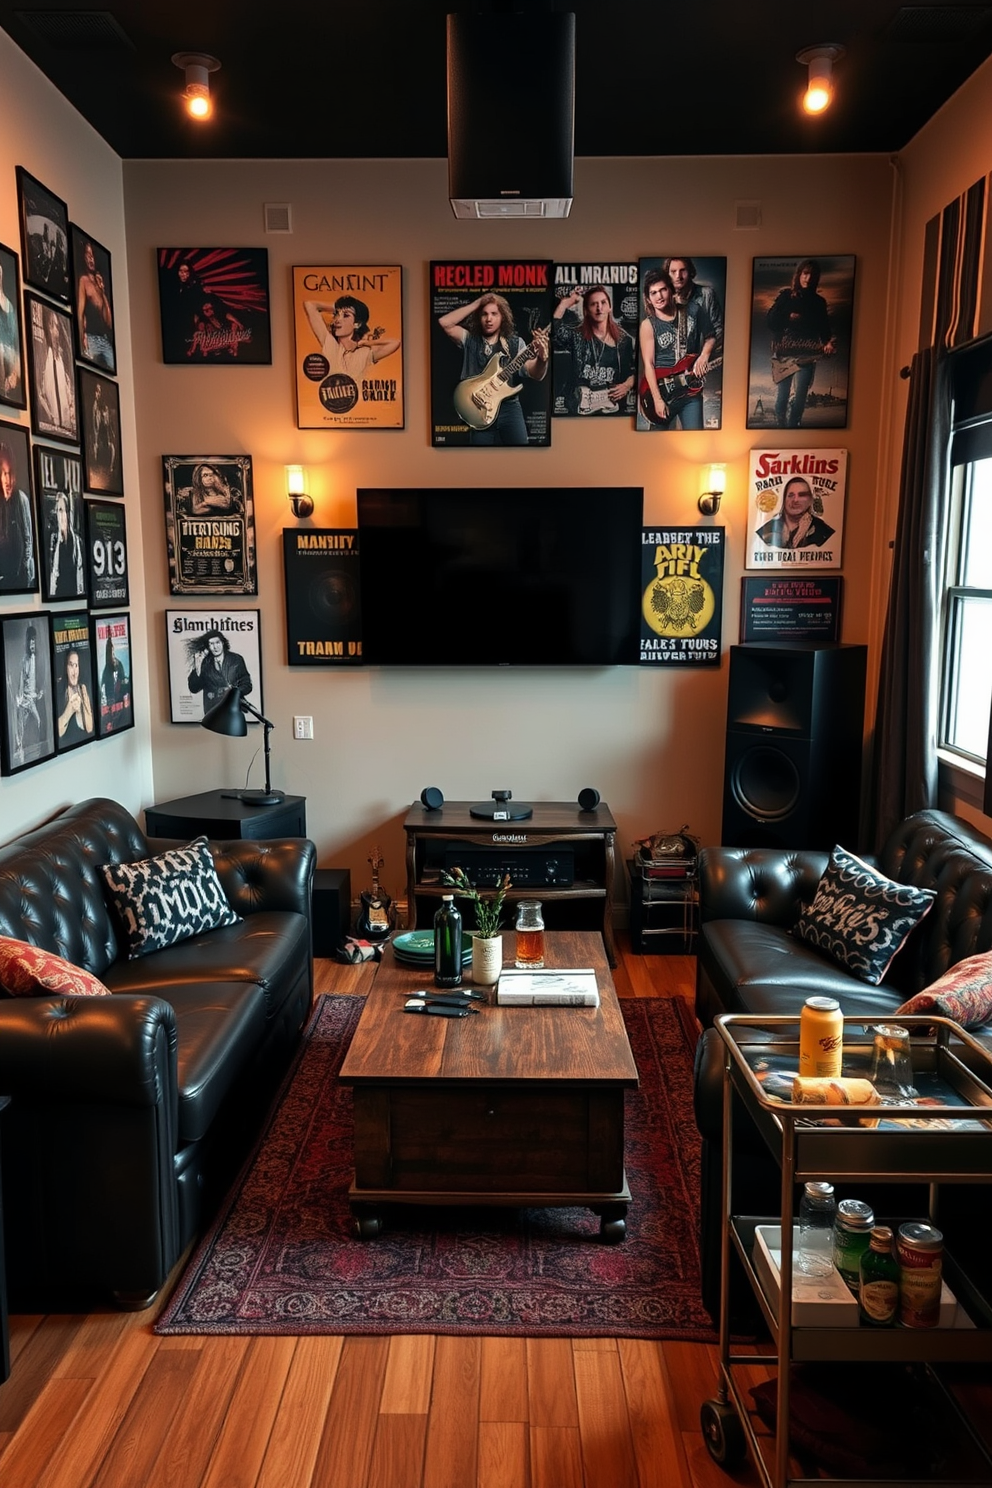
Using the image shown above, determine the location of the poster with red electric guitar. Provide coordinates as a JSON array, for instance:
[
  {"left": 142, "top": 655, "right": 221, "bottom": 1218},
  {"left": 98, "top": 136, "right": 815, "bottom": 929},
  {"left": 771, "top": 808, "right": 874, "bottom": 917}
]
[
  {"left": 635, "top": 256, "right": 726, "bottom": 431},
  {"left": 429, "top": 260, "right": 554, "bottom": 447}
]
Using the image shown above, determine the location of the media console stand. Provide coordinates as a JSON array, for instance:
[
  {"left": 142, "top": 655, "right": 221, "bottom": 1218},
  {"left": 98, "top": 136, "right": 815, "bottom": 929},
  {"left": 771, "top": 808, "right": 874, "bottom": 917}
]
[{"left": 402, "top": 800, "right": 617, "bottom": 966}]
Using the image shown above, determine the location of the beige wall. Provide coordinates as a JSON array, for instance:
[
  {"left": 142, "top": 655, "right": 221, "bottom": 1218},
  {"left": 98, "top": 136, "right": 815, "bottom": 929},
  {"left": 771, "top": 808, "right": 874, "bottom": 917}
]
[
  {"left": 123, "top": 153, "right": 894, "bottom": 899},
  {"left": 0, "top": 33, "right": 151, "bottom": 841}
]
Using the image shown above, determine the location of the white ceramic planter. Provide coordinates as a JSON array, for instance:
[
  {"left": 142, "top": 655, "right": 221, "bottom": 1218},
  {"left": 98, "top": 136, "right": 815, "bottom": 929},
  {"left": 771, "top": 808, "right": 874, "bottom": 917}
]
[{"left": 471, "top": 934, "right": 503, "bottom": 986}]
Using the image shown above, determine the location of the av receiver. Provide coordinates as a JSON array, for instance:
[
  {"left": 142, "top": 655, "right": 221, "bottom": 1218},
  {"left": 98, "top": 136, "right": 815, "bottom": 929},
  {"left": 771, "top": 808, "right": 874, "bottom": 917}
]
[{"left": 442, "top": 844, "right": 574, "bottom": 888}]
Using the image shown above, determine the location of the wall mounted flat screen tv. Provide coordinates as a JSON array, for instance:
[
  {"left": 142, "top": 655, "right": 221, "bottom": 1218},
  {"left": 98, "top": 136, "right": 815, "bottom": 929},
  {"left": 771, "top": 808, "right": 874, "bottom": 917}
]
[{"left": 357, "top": 487, "right": 643, "bottom": 666}]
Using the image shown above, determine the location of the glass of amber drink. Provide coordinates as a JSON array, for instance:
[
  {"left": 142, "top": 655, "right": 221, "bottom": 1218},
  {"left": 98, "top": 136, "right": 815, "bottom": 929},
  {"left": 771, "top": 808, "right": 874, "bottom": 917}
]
[{"left": 514, "top": 900, "right": 545, "bottom": 968}]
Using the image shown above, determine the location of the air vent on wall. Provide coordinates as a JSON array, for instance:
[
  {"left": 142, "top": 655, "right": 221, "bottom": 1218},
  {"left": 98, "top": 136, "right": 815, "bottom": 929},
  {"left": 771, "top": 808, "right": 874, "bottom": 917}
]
[
  {"left": 263, "top": 203, "right": 293, "bottom": 233},
  {"left": 883, "top": 6, "right": 992, "bottom": 42},
  {"left": 13, "top": 10, "right": 135, "bottom": 50},
  {"left": 448, "top": 10, "right": 575, "bottom": 220}
]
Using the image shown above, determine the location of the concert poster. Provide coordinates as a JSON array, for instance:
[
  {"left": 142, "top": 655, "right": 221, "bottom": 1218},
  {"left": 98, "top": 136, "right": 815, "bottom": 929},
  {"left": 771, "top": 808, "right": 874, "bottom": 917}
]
[
  {"left": 33, "top": 446, "right": 86, "bottom": 604},
  {"left": 429, "top": 259, "right": 554, "bottom": 448},
  {"left": 165, "top": 608, "right": 262, "bottom": 724},
  {"left": 551, "top": 262, "right": 639, "bottom": 418},
  {"left": 293, "top": 266, "right": 403, "bottom": 430},
  {"left": 157, "top": 249, "right": 271, "bottom": 365},
  {"left": 162, "top": 455, "right": 257, "bottom": 596},
  {"left": 640, "top": 526, "right": 724, "bottom": 666},
  {"left": 282, "top": 529, "right": 362, "bottom": 665},
  {"left": 635, "top": 256, "right": 726, "bottom": 432},
  {"left": 91, "top": 611, "right": 133, "bottom": 739},
  {"left": 746, "top": 448, "right": 847, "bottom": 571},
  {"left": 740, "top": 575, "right": 843, "bottom": 643},
  {"left": 746, "top": 255, "right": 856, "bottom": 430},
  {"left": 85, "top": 497, "right": 129, "bottom": 609},
  {"left": 52, "top": 610, "right": 96, "bottom": 754}
]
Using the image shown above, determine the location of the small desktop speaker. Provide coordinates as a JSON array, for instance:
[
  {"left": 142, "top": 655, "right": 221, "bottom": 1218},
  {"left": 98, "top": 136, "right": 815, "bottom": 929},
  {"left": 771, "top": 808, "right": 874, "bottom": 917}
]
[
  {"left": 577, "top": 787, "right": 600, "bottom": 812},
  {"left": 722, "top": 643, "right": 867, "bottom": 849},
  {"left": 420, "top": 787, "right": 444, "bottom": 811},
  {"left": 312, "top": 868, "right": 352, "bottom": 956}
]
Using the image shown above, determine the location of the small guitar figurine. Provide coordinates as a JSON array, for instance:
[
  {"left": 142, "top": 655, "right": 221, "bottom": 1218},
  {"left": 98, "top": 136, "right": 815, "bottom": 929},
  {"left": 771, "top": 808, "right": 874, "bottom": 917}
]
[
  {"left": 355, "top": 847, "right": 393, "bottom": 941},
  {"left": 638, "top": 355, "right": 724, "bottom": 427},
  {"left": 453, "top": 325, "right": 551, "bottom": 430}
]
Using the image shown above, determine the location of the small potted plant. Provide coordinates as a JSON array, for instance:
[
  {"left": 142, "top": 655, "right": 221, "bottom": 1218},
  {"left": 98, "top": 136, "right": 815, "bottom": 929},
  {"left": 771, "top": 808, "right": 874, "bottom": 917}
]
[{"left": 440, "top": 866, "right": 511, "bottom": 987}]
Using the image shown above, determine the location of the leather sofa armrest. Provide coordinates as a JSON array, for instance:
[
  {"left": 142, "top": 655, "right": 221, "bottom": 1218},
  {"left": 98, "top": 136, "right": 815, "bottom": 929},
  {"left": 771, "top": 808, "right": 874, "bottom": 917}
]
[
  {"left": 206, "top": 837, "right": 316, "bottom": 920},
  {"left": 698, "top": 845, "right": 829, "bottom": 926},
  {"left": 0, "top": 995, "right": 178, "bottom": 1110}
]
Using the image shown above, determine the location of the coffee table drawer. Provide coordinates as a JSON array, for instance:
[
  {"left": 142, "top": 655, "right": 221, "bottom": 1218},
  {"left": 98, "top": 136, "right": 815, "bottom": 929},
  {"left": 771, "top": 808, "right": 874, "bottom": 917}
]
[{"left": 352, "top": 1084, "right": 625, "bottom": 1194}]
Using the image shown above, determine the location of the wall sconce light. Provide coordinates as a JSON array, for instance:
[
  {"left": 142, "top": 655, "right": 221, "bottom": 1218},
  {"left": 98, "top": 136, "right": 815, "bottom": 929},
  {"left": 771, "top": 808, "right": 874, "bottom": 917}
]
[
  {"left": 286, "top": 465, "right": 313, "bottom": 519},
  {"left": 698, "top": 464, "right": 726, "bottom": 517},
  {"left": 796, "top": 44, "right": 844, "bottom": 116},
  {"left": 172, "top": 52, "right": 221, "bottom": 121}
]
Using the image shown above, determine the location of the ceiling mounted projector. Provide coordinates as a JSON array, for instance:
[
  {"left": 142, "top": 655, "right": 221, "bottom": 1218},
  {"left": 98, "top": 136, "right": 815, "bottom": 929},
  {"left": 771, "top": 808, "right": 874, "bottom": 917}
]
[{"left": 447, "top": 10, "right": 575, "bottom": 219}]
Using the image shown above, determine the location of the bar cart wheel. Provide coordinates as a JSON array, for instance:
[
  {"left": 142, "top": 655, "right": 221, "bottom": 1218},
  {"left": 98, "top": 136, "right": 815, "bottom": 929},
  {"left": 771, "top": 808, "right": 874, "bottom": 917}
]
[{"left": 700, "top": 1398, "right": 747, "bottom": 1469}]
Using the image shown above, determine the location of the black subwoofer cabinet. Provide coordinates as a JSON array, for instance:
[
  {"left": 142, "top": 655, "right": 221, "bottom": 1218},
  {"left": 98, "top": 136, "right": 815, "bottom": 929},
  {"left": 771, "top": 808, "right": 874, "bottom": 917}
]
[
  {"left": 721, "top": 642, "right": 867, "bottom": 850},
  {"left": 312, "top": 869, "right": 352, "bottom": 956}
]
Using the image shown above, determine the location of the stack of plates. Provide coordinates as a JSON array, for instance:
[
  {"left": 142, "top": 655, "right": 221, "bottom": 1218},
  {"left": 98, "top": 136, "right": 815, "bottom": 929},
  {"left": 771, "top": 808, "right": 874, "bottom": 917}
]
[{"left": 392, "top": 930, "right": 473, "bottom": 968}]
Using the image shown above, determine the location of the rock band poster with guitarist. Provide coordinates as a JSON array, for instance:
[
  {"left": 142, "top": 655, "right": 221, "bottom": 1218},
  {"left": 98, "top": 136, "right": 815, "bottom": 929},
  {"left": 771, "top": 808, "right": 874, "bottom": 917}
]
[
  {"left": 635, "top": 256, "right": 726, "bottom": 431},
  {"left": 430, "top": 259, "right": 553, "bottom": 447},
  {"left": 747, "top": 255, "right": 855, "bottom": 430}
]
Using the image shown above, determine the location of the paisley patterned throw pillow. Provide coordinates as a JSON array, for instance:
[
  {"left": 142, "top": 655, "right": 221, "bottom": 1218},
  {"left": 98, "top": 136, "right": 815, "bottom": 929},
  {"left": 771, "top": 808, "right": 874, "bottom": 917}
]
[
  {"left": 793, "top": 844, "right": 936, "bottom": 986},
  {"left": 896, "top": 952, "right": 992, "bottom": 1029},
  {"left": 100, "top": 836, "right": 240, "bottom": 960},
  {"left": 0, "top": 936, "right": 111, "bottom": 997}
]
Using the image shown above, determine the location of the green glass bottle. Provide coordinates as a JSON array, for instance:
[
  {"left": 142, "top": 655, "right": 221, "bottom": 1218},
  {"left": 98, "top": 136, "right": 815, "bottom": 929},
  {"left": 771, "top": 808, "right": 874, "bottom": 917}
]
[
  {"left": 434, "top": 894, "right": 463, "bottom": 989},
  {"left": 859, "top": 1225, "right": 900, "bottom": 1326}
]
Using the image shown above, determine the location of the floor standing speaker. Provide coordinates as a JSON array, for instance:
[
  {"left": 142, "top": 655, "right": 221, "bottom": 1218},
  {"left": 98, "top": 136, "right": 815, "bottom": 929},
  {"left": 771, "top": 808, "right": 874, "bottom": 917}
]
[
  {"left": 312, "top": 868, "right": 352, "bottom": 956},
  {"left": 721, "top": 643, "right": 867, "bottom": 849}
]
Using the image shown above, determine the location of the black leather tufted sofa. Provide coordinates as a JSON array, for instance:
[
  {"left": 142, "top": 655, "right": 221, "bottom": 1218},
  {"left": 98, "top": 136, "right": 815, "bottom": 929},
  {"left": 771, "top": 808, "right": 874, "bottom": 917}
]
[
  {"left": 692, "top": 809, "right": 992, "bottom": 1318},
  {"left": 0, "top": 797, "right": 315, "bottom": 1308}
]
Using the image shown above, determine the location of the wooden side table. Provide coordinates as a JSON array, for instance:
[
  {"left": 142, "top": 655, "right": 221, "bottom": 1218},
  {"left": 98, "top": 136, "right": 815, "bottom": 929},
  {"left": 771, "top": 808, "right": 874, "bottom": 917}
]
[{"left": 145, "top": 790, "right": 307, "bottom": 841}]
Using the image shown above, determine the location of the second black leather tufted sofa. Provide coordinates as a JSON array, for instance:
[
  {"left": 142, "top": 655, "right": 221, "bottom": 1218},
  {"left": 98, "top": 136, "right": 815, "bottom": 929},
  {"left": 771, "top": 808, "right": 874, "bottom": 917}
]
[
  {"left": 0, "top": 797, "right": 315, "bottom": 1308},
  {"left": 692, "top": 809, "right": 992, "bottom": 1317}
]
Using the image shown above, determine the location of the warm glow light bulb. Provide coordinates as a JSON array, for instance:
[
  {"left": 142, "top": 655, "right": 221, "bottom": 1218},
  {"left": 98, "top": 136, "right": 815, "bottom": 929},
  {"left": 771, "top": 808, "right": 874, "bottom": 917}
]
[
  {"left": 803, "top": 79, "right": 832, "bottom": 114},
  {"left": 186, "top": 86, "right": 211, "bottom": 119}
]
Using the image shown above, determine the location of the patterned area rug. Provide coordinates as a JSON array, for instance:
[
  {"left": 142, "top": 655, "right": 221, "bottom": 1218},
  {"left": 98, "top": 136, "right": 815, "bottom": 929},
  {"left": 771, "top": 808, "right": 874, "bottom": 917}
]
[{"left": 156, "top": 994, "right": 715, "bottom": 1339}]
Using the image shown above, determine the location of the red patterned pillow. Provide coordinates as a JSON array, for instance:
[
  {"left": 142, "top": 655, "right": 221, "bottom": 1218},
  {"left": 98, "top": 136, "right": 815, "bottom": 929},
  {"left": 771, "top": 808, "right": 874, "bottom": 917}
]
[
  {"left": 896, "top": 952, "right": 992, "bottom": 1029},
  {"left": 0, "top": 936, "right": 111, "bottom": 998}
]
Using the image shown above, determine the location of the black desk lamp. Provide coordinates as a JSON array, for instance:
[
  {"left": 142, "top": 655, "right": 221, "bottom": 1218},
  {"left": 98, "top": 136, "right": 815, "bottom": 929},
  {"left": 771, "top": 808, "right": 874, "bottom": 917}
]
[{"left": 201, "top": 688, "right": 285, "bottom": 806}]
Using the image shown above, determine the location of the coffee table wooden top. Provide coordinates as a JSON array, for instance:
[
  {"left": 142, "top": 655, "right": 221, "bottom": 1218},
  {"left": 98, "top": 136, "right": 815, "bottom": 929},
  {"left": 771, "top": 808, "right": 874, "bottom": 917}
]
[{"left": 339, "top": 930, "right": 639, "bottom": 1088}]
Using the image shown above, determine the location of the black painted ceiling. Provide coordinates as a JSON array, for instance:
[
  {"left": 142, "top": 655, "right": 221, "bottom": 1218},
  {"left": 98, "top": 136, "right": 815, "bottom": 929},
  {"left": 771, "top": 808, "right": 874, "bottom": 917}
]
[{"left": 1, "top": 1, "right": 991, "bottom": 160}]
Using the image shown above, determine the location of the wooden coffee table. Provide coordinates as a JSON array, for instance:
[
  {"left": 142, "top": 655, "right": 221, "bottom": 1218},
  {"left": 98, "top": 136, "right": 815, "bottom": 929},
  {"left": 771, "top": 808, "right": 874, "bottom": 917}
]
[{"left": 338, "top": 930, "right": 639, "bottom": 1242}]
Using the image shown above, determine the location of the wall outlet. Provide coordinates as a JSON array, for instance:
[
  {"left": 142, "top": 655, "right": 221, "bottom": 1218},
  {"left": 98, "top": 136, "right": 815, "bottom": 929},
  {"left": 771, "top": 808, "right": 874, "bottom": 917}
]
[{"left": 293, "top": 715, "right": 313, "bottom": 740}]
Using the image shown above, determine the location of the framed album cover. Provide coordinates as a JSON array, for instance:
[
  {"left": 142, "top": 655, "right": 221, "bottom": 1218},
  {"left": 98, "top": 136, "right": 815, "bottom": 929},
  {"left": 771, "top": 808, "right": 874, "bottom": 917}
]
[
  {"left": 16, "top": 167, "right": 70, "bottom": 303},
  {"left": 34, "top": 445, "right": 86, "bottom": 603},
  {"left": 0, "top": 609, "right": 55, "bottom": 774},
  {"left": 25, "top": 293, "right": 77, "bottom": 444},
  {"left": 551, "top": 263, "right": 639, "bottom": 418},
  {"left": 745, "top": 449, "right": 847, "bottom": 570},
  {"left": 162, "top": 454, "right": 257, "bottom": 595},
  {"left": 91, "top": 610, "right": 133, "bottom": 738},
  {"left": 635, "top": 256, "right": 726, "bottom": 431},
  {"left": 79, "top": 368, "right": 123, "bottom": 494},
  {"left": 746, "top": 255, "right": 856, "bottom": 430},
  {"left": 283, "top": 528, "right": 362, "bottom": 664},
  {"left": 52, "top": 609, "right": 96, "bottom": 753},
  {"left": 429, "top": 259, "right": 554, "bottom": 448},
  {"left": 85, "top": 497, "right": 129, "bottom": 608},
  {"left": 293, "top": 266, "right": 404, "bottom": 429},
  {"left": 157, "top": 248, "right": 271, "bottom": 364},
  {"left": 70, "top": 226, "right": 116, "bottom": 373},
  {"left": 0, "top": 242, "right": 27, "bottom": 410},
  {"left": 166, "top": 608, "right": 262, "bottom": 723},
  {"left": 0, "top": 419, "right": 38, "bottom": 595}
]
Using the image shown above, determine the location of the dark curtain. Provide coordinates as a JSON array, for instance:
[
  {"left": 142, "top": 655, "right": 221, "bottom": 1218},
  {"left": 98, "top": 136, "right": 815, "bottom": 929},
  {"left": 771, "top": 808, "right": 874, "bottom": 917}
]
[{"left": 868, "top": 346, "right": 951, "bottom": 849}]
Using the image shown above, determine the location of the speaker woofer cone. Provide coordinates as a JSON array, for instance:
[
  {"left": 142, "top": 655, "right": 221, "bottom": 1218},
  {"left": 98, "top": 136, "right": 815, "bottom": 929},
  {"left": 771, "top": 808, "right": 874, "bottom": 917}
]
[{"left": 731, "top": 746, "right": 802, "bottom": 821}]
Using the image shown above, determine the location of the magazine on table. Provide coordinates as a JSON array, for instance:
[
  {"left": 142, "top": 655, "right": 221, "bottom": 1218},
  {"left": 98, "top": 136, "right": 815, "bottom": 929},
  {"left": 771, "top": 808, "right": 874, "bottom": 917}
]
[{"left": 496, "top": 968, "right": 600, "bottom": 1007}]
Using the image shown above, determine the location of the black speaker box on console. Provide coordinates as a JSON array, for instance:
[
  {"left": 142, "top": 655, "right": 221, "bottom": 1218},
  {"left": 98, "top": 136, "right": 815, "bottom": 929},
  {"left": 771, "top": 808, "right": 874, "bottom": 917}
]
[
  {"left": 312, "top": 868, "right": 352, "bottom": 957},
  {"left": 447, "top": 11, "right": 575, "bottom": 214},
  {"left": 721, "top": 643, "right": 867, "bottom": 850}
]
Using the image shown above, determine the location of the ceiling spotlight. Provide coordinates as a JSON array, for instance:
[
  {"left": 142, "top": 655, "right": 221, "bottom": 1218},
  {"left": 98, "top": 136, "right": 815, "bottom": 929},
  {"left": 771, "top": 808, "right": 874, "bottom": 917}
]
[
  {"left": 172, "top": 52, "right": 221, "bottom": 121},
  {"left": 796, "top": 44, "right": 845, "bottom": 115}
]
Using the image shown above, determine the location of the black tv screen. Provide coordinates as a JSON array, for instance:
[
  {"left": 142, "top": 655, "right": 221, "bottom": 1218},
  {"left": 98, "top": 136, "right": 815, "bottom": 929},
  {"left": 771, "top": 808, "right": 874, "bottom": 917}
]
[{"left": 357, "top": 487, "right": 644, "bottom": 666}]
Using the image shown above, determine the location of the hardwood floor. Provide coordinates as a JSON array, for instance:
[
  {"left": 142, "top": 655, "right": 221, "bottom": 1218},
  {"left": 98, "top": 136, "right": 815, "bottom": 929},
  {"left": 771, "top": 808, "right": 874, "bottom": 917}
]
[{"left": 0, "top": 941, "right": 985, "bottom": 1486}]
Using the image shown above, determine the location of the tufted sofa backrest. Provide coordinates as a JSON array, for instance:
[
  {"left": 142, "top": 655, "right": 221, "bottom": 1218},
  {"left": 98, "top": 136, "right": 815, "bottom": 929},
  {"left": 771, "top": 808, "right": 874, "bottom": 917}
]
[
  {"left": 879, "top": 809, "right": 992, "bottom": 993},
  {"left": 0, "top": 798, "right": 149, "bottom": 977}
]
